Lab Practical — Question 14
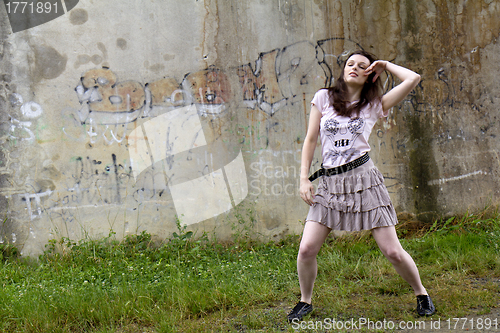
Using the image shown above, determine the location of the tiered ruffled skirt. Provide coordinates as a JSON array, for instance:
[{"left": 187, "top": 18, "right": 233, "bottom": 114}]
[{"left": 306, "top": 160, "right": 398, "bottom": 231}]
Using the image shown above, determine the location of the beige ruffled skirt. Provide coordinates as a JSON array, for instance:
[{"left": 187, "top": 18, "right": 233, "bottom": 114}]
[{"left": 306, "top": 160, "right": 398, "bottom": 231}]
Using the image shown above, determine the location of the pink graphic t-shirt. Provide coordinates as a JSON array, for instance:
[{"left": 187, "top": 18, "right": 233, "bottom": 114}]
[{"left": 311, "top": 89, "right": 388, "bottom": 168}]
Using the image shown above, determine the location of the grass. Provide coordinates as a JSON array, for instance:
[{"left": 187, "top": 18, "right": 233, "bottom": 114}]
[{"left": 0, "top": 210, "right": 499, "bottom": 332}]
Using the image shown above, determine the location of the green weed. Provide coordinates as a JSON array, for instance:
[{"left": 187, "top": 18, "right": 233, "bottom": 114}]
[{"left": 0, "top": 211, "right": 499, "bottom": 332}]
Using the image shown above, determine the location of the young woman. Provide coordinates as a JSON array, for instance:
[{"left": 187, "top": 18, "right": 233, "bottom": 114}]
[{"left": 287, "top": 50, "right": 435, "bottom": 322}]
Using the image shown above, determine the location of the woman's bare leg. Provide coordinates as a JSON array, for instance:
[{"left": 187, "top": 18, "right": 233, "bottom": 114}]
[
  {"left": 297, "top": 221, "right": 331, "bottom": 304},
  {"left": 371, "top": 226, "right": 427, "bottom": 295}
]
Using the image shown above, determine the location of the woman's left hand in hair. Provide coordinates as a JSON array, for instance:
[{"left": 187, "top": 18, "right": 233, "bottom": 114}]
[{"left": 365, "top": 60, "right": 388, "bottom": 82}]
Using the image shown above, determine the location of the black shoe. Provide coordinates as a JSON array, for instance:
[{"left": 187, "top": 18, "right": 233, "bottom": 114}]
[
  {"left": 416, "top": 295, "right": 436, "bottom": 316},
  {"left": 287, "top": 301, "right": 313, "bottom": 322}
]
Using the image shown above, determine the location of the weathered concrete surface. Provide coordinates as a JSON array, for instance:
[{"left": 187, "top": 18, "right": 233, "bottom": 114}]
[{"left": 0, "top": 0, "right": 499, "bottom": 255}]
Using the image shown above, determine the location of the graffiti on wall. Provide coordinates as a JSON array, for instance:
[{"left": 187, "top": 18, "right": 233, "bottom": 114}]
[
  {"left": 7, "top": 93, "right": 44, "bottom": 144},
  {"left": 11, "top": 37, "right": 384, "bottom": 230},
  {"left": 13, "top": 37, "right": 400, "bottom": 229},
  {"left": 66, "top": 38, "right": 361, "bottom": 127},
  {"left": 21, "top": 153, "right": 133, "bottom": 225}
]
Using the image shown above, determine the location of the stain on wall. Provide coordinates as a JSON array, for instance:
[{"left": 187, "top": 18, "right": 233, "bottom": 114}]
[
  {"left": 1, "top": 0, "right": 500, "bottom": 256},
  {"left": 69, "top": 8, "right": 88, "bottom": 26},
  {"left": 33, "top": 44, "right": 67, "bottom": 81}
]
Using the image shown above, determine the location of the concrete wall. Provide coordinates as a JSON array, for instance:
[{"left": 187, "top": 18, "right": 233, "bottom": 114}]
[{"left": 1, "top": 0, "right": 499, "bottom": 256}]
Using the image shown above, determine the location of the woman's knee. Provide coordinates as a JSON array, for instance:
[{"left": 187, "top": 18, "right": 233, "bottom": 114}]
[
  {"left": 297, "top": 222, "right": 330, "bottom": 260},
  {"left": 298, "top": 242, "right": 320, "bottom": 260},
  {"left": 382, "top": 247, "right": 404, "bottom": 264}
]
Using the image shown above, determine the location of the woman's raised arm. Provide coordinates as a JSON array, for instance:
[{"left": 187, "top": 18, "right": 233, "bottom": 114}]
[{"left": 365, "top": 60, "right": 421, "bottom": 112}]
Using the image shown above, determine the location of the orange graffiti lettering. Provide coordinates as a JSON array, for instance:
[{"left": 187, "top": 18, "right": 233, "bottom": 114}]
[
  {"left": 183, "top": 67, "right": 231, "bottom": 105},
  {"left": 147, "top": 77, "right": 182, "bottom": 107},
  {"left": 81, "top": 68, "right": 145, "bottom": 112}
]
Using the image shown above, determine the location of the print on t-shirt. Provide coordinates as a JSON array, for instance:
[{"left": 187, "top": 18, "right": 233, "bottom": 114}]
[
  {"left": 312, "top": 89, "right": 386, "bottom": 168},
  {"left": 323, "top": 113, "right": 366, "bottom": 164}
]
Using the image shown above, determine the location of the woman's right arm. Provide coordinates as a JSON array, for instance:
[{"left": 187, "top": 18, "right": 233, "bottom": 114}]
[{"left": 299, "top": 105, "right": 322, "bottom": 206}]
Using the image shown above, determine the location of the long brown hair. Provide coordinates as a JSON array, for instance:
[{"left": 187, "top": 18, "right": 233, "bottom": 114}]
[{"left": 327, "top": 50, "right": 383, "bottom": 117}]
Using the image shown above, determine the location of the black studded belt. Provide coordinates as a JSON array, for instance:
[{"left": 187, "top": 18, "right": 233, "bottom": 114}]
[{"left": 308, "top": 153, "right": 370, "bottom": 182}]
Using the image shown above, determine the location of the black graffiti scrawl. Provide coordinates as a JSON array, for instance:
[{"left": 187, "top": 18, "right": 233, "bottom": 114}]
[{"left": 3, "top": 0, "right": 79, "bottom": 33}]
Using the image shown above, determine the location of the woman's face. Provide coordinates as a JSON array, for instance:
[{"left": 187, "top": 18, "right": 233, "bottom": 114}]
[{"left": 343, "top": 54, "right": 371, "bottom": 86}]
